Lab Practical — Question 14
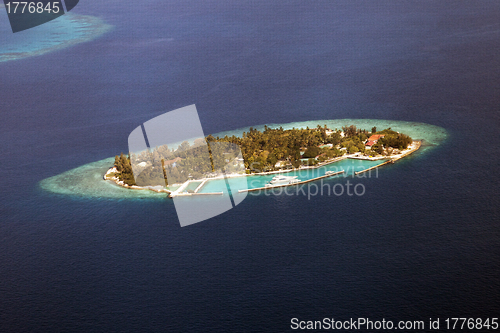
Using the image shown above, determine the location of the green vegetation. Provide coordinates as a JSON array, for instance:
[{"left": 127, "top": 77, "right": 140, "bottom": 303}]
[
  {"left": 110, "top": 124, "right": 413, "bottom": 187},
  {"left": 112, "top": 153, "right": 136, "bottom": 186},
  {"left": 339, "top": 125, "right": 368, "bottom": 154},
  {"left": 376, "top": 128, "right": 413, "bottom": 150},
  {"left": 302, "top": 146, "right": 322, "bottom": 159}
]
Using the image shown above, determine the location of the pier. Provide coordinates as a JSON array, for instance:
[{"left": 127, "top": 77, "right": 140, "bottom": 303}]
[
  {"left": 194, "top": 179, "right": 209, "bottom": 193},
  {"left": 354, "top": 160, "right": 392, "bottom": 176}
]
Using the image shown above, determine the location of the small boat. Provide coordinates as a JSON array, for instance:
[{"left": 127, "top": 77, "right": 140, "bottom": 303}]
[
  {"left": 265, "top": 176, "right": 301, "bottom": 187},
  {"left": 269, "top": 175, "right": 298, "bottom": 184},
  {"left": 325, "top": 170, "right": 336, "bottom": 175}
]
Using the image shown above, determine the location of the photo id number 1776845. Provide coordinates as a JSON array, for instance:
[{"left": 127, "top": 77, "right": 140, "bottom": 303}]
[{"left": 5, "top": 2, "right": 61, "bottom": 14}]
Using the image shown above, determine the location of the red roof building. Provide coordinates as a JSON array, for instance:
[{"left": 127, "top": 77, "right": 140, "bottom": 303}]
[
  {"left": 365, "top": 140, "right": 376, "bottom": 147},
  {"left": 367, "top": 134, "right": 385, "bottom": 141},
  {"left": 365, "top": 134, "right": 385, "bottom": 148}
]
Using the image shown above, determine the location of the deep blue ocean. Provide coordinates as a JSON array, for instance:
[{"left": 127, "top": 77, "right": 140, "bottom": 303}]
[{"left": 1, "top": 1, "right": 499, "bottom": 332}]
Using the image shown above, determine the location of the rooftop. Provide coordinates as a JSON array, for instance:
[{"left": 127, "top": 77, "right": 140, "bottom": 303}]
[{"left": 367, "top": 134, "right": 385, "bottom": 141}]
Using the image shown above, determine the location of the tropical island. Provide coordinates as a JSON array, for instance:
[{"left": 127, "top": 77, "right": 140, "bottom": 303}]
[
  {"left": 40, "top": 119, "right": 446, "bottom": 199},
  {"left": 104, "top": 124, "right": 419, "bottom": 194}
]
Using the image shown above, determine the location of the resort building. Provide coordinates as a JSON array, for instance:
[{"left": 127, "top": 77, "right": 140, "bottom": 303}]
[
  {"left": 365, "top": 134, "right": 385, "bottom": 149},
  {"left": 325, "top": 129, "right": 335, "bottom": 136}
]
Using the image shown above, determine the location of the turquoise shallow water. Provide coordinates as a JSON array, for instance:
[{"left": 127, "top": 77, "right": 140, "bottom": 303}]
[
  {"left": 39, "top": 157, "right": 167, "bottom": 199},
  {"left": 40, "top": 119, "right": 447, "bottom": 199},
  {"left": 185, "top": 181, "right": 202, "bottom": 192},
  {"left": 0, "top": 12, "right": 111, "bottom": 62},
  {"left": 197, "top": 158, "right": 384, "bottom": 194}
]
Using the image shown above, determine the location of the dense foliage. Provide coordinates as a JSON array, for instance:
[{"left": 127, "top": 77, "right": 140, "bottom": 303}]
[
  {"left": 113, "top": 153, "right": 136, "bottom": 186},
  {"left": 377, "top": 131, "right": 413, "bottom": 150}
]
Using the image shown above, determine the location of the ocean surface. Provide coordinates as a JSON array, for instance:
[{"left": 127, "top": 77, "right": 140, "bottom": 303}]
[{"left": 1, "top": 1, "right": 499, "bottom": 332}]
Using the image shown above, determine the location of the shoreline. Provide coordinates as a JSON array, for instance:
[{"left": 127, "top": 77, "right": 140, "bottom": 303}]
[{"left": 105, "top": 140, "right": 422, "bottom": 196}]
